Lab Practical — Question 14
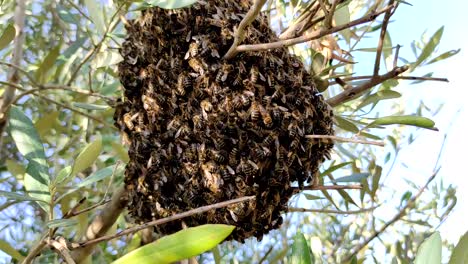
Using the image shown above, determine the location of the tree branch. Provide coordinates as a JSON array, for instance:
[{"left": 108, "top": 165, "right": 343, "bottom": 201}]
[
  {"left": 288, "top": 205, "right": 379, "bottom": 214},
  {"left": 326, "top": 65, "right": 409, "bottom": 107},
  {"left": 329, "top": 75, "right": 449, "bottom": 85},
  {"left": 294, "top": 184, "right": 362, "bottom": 192},
  {"left": 342, "top": 170, "right": 438, "bottom": 262},
  {"left": 0, "top": 0, "right": 26, "bottom": 138},
  {"left": 224, "top": 0, "right": 267, "bottom": 59},
  {"left": 236, "top": 4, "right": 395, "bottom": 53},
  {"left": 373, "top": 0, "right": 396, "bottom": 76},
  {"left": 71, "top": 186, "right": 128, "bottom": 263},
  {"left": 71, "top": 195, "right": 256, "bottom": 250},
  {"left": 305, "top": 135, "right": 385, "bottom": 147}
]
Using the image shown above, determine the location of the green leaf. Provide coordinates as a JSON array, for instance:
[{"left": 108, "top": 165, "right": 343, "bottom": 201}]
[
  {"left": 84, "top": 0, "right": 106, "bottom": 34},
  {"left": 303, "top": 193, "right": 324, "bottom": 200},
  {"left": 0, "top": 24, "right": 16, "bottom": 51},
  {"left": 291, "top": 232, "right": 313, "bottom": 264},
  {"left": 72, "top": 102, "right": 110, "bottom": 111},
  {"left": 334, "top": 173, "right": 370, "bottom": 183},
  {"left": 0, "top": 190, "right": 47, "bottom": 203},
  {"left": 0, "top": 239, "right": 24, "bottom": 262},
  {"left": 320, "top": 162, "right": 352, "bottom": 177},
  {"left": 113, "top": 224, "right": 235, "bottom": 264},
  {"left": 8, "top": 106, "right": 51, "bottom": 212},
  {"left": 427, "top": 49, "right": 460, "bottom": 65},
  {"left": 413, "top": 27, "right": 444, "bottom": 69},
  {"left": 57, "top": 165, "right": 119, "bottom": 201},
  {"left": 334, "top": 116, "right": 359, "bottom": 133},
  {"left": 46, "top": 219, "right": 77, "bottom": 229},
  {"left": 71, "top": 135, "right": 102, "bottom": 177},
  {"left": 92, "top": 49, "right": 124, "bottom": 68},
  {"left": 449, "top": 231, "right": 468, "bottom": 264},
  {"left": 56, "top": 6, "right": 81, "bottom": 24},
  {"left": 5, "top": 159, "right": 25, "bottom": 179},
  {"left": 357, "top": 90, "right": 401, "bottom": 110},
  {"left": 53, "top": 166, "right": 72, "bottom": 186},
  {"left": 144, "top": 0, "right": 198, "bottom": 9},
  {"left": 367, "top": 115, "right": 437, "bottom": 130},
  {"left": 414, "top": 232, "right": 442, "bottom": 264},
  {"left": 370, "top": 165, "right": 382, "bottom": 199},
  {"left": 110, "top": 141, "right": 130, "bottom": 163},
  {"left": 34, "top": 111, "right": 60, "bottom": 138},
  {"left": 35, "top": 44, "right": 61, "bottom": 83}
]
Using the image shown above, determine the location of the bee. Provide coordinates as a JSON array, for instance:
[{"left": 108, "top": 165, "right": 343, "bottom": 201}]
[
  {"left": 253, "top": 146, "right": 272, "bottom": 160},
  {"left": 211, "top": 149, "right": 227, "bottom": 163},
  {"left": 184, "top": 42, "right": 199, "bottom": 59},
  {"left": 248, "top": 101, "right": 260, "bottom": 122},
  {"left": 185, "top": 144, "right": 198, "bottom": 162},
  {"left": 123, "top": 112, "right": 139, "bottom": 130},
  {"left": 263, "top": 131, "right": 277, "bottom": 146},
  {"left": 212, "top": 134, "right": 227, "bottom": 149},
  {"left": 240, "top": 93, "right": 250, "bottom": 107},
  {"left": 176, "top": 72, "right": 190, "bottom": 96},
  {"left": 271, "top": 85, "right": 285, "bottom": 102},
  {"left": 170, "top": 57, "right": 182, "bottom": 72},
  {"left": 216, "top": 63, "right": 233, "bottom": 82},
  {"left": 232, "top": 93, "right": 243, "bottom": 109},
  {"left": 250, "top": 66, "right": 259, "bottom": 84},
  {"left": 226, "top": 113, "right": 238, "bottom": 135},
  {"left": 192, "top": 114, "right": 204, "bottom": 130},
  {"left": 137, "top": 174, "right": 148, "bottom": 195},
  {"left": 229, "top": 147, "right": 239, "bottom": 167},
  {"left": 258, "top": 104, "right": 273, "bottom": 127},
  {"left": 175, "top": 124, "right": 190, "bottom": 139},
  {"left": 200, "top": 99, "right": 213, "bottom": 120},
  {"left": 233, "top": 74, "right": 242, "bottom": 86},
  {"left": 236, "top": 157, "right": 258, "bottom": 178},
  {"left": 201, "top": 162, "right": 223, "bottom": 193},
  {"left": 167, "top": 117, "right": 182, "bottom": 132},
  {"left": 220, "top": 165, "right": 235, "bottom": 180},
  {"left": 290, "top": 137, "right": 300, "bottom": 150},
  {"left": 188, "top": 58, "right": 205, "bottom": 74},
  {"left": 198, "top": 143, "right": 207, "bottom": 162},
  {"left": 238, "top": 131, "right": 248, "bottom": 150},
  {"left": 292, "top": 109, "right": 304, "bottom": 124}
]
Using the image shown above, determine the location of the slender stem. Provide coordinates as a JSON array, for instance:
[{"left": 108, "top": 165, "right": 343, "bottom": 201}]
[
  {"left": 236, "top": 4, "right": 395, "bottom": 53},
  {"left": 342, "top": 171, "right": 438, "bottom": 262},
  {"left": 305, "top": 135, "right": 385, "bottom": 147},
  {"left": 288, "top": 205, "right": 379, "bottom": 214},
  {"left": 224, "top": 0, "right": 267, "bottom": 59},
  {"left": 326, "top": 65, "right": 409, "bottom": 107},
  {"left": 373, "top": 0, "right": 396, "bottom": 76},
  {"left": 72, "top": 196, "right": 256, "bottom": 249},
  {"left": 328, "top": 74, "right": 448, "bottom": 85},
  {"left": 294, "top": 184, "right": 362, "bottom": 192}
]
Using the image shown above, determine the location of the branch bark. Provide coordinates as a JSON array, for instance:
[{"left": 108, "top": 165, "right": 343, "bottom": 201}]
[
  {"left": 236, "top": 4, "right": 395, "bottom": 53},
  {"left": 326, "top": 65, "right": 409, "bottom": 107},
  {"left": 71, "top": 186, "right": 128, "bottom": 263},
  {"left": 71, "top": 195, "right": 256, "bottom": 250},
  {"left": 224, "top": 0, "right": 267, "bottom": 59},
  {"left": 0, "top": 0, "right": 26, "bottom": 140}
]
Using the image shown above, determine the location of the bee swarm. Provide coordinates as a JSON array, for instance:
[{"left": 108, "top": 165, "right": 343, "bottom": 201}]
[{"left": 114, "top": 0, "right": 334, "bottom": 242}]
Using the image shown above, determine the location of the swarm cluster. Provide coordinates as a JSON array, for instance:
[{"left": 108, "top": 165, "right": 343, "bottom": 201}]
[{"left": 114, "top": 0, "right": 334, "bottom": 241}]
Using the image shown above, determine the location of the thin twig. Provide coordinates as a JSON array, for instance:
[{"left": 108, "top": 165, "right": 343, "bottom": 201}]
[
  {"left": 0, "top": 62, "right": 38, "bottom": 86},
  {"left": 72, "top": 196, "right": 256, "bottom": 249},
  {"left": 0, "top": 0, "right": 26, "bottom": 144},
  {"left": 294, "top": 184, "right": 362, "bottom": 192},
  {"left": 66, "top": 3, "right": 125, "bottom": 85},
  {"left": 21, "top": 239, "right": 47, "bottom": 264},
  {"left": 279, "top": 1, "right": 319, "bottom": 39},
  {"left": 324, "top": 0, "right": 339, "bottom": 29},
  {"left": 236, "top": 4, "right": 395, "bottom": 53},
  {"left": 342, "top": 170, "right": 438, "bottom": 262},
  {"left": 328, "top": 74, "right": 448, "bottom": 85},
  {"left": 13, "top": 84, "right": 115, "bottom": 105},
  {"left": 224, "top": 0, "right": 267, "bottom": 59},
  {"left": 326, "top": 65, "right": 409, "bottom": 107},
  {"left": 305, "top": 135, "right": 385, "bottom": 147},
  {"left": 47, "top": 237, "right": 76, "bottom": 264},
  {"left": 68, "top": 199, "right": 111, "bottom": 218},
  {"left": 258, "top": 244, "right": 274, "bottom": 264},
  {"left": 71, "top": 187, "right": 128, "bottom": 263},
  {"left": 373, "top": 0, "right": 396, "bottom": 76},
  {"left": 288, "top": 205, "right": 379, "bottom": 214}
]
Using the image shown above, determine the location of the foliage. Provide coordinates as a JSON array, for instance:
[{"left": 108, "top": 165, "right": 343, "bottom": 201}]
[{"left": 0, "top": 0, "right": 459, "bottom": 263}]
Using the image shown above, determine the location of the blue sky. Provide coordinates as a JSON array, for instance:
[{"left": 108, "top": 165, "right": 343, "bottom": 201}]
[{"left": 384, "top": 0, "right": 468, "bottom": 245}]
